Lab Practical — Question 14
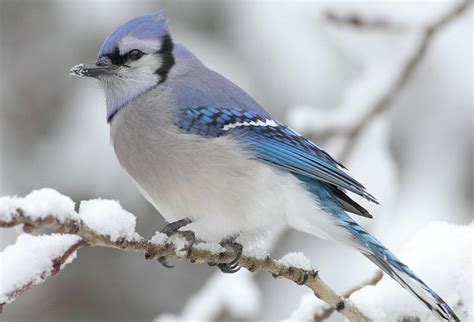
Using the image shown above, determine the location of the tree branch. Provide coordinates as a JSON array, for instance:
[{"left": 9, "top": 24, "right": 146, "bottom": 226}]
[
  {"left": 314, "top": 271, "right": 384, "bottom": 321},
  {"left": 0, "top": 237, "right": 83, "bottom": 313},
  {"left": 0, "top": 206, "right": 369, "bottom": 322},
  {"left": 324, "top": 11, "right": 405, "bottom": 31},
  {"left": 335, "top": 0, "right": 471, "bottom": 161},
  {"left": 295, "top": 0, "right": 471, "bottom": 162}
]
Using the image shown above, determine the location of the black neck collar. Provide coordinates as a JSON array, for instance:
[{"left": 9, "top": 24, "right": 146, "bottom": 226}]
[{"left": 156, "top": 33, "right": 175, "bottom": 84}]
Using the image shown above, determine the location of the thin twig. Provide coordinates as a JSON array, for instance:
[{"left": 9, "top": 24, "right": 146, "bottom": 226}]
[
  {"left": 324, "top": 11, "right": 405, "bottom": 31},
  {"left": 314, "top": 271, "right": 384, "bottom": 321},
  {"left": 339, "top": 0, "right": 471, "bottom": 161},
  {"left": 317, "top": 0, "right": 472, "bottom": 162},
  {"left": 307, "top": 3, "right": 471, "bottom": 319},
  {"left": 0, "top": 209, "right": 369, "bottom": 322},
  {"left": 0, "top": 238, "right": 84, "bottom": 313}
]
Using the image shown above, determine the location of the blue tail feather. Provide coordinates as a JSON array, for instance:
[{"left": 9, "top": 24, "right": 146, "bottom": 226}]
[
  {"left": 299, "top": 176, "right": 460, "bottom": 321},
  {"left": 344, "top": 218, "right": 459, "bottom": 321}
]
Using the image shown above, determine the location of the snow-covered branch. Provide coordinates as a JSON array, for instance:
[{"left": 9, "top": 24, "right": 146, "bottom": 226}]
[
  {"left": 290, "top": 0, "right": 471, "bottom": 162},
  {"left": 0, "top": 234, "right": 83, "bottom": 312},
  {"left": 0, "top": 189, "right": 369, "bottom": 322}
]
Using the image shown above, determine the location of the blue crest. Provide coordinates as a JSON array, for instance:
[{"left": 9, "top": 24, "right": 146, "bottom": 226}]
[{"left": 98, "top": 11, "right": 168, "bottom": 57}]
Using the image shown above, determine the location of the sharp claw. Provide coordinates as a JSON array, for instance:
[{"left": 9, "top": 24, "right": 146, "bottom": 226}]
[
  {"left": 218, "top": 262, "right": 241, "bottom": 273},
  {"left": 159, "top": 219, "right": 196, "bottom": 261},
  {"left": 179, "top": 231, "right": 196, "bottom": 252},
  {"left": 217, "top": 240, "right": 243, "bottom": 274},
  {"left": 158, "top": 256, "right": 174, "bottom": 268}
]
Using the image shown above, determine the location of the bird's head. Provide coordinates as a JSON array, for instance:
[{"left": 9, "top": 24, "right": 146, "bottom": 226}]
[{"left": 70, "top": 12, "right": 175, "bottom": 120}]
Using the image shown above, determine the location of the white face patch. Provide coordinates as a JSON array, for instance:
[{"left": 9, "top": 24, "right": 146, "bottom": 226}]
[
  {"left": 99, "top": 53, "right": 163, "bottom": 117},
  {"left": 222, "top": 119, "right": 278, "bottom": 131},
  {"left": 118, "top": 36, "right": 162, "bottom": 55}
]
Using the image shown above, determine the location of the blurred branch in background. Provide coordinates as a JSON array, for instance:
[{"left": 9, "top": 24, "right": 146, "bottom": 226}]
[
  {"left": 0, "top": 189, "right": 369, "bottom": 322},
  {"left": 291, "top": 0, "right": 471, "bottom": 162},
  {"left": 314, "top": 271, "right": 383, "bottom": 321},
  {"left": 324, "top": 11, "right": 405, "bottom": 31}
]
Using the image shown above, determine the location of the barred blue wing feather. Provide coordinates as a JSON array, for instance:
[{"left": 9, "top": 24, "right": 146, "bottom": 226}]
[{"left": 176, "top": 106, "right": 377, "bottom": 204}]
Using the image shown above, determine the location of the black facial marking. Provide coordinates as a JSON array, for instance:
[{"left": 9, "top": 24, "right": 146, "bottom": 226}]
[
  {"left": 104, "top": 34, "right": 175, "bottom": 85},
  {"left": 106, "top": 48, "right": 127, "bottom": 66},
  {"left": 156, "top": 33, "right": 175, "bottom": 84}
]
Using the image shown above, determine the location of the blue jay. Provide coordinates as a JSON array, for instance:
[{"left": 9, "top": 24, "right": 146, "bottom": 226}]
[{"left": 70, "top": 12, "right": 458, "bottom": 321}]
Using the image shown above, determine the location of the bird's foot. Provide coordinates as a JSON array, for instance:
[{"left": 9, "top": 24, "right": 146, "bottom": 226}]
[
  {"left": 217, "top": 239, "right": 243, "bottom": 274},
  {"left": 161, "top": 218, "right": 196, "bottom": 255},
  {"left": 175, "top": 230, "right": 196, "bottom": 257},
  {"left": 157, "top": 256, "right": 174, "bottom": 268},
  {"left": 152, "top": 218, "right": 195, "bottom": 268},
  {"left": 161, "top": 218, "right": 192, "bottom": 235}
]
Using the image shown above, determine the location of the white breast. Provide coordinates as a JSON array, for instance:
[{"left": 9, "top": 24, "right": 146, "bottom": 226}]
[{"left": 109, "top": 91, "right": 335, "bottom": 242}]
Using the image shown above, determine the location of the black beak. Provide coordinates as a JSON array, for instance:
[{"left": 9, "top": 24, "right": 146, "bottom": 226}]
[{"left": 69, "top": 61, "right": 117, "bottom": 78}]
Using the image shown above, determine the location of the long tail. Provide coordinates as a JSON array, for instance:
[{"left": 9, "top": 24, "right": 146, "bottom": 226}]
[
  {"left": 341, "top": 216, "right": 459, "bottom": 321},
  {"left": 297, "top": 177, "right": 460, "bottom": 321}
]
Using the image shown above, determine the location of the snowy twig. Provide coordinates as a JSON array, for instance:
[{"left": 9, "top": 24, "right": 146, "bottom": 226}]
[
  {"left": 324, "top": 11, "right": 404, "bottom": 31},
  {"left": 0, "top": 233, "right": 83, "bottom": 313},
  {"left": 0, "top": 192, "right": 369, "bottom": 322},
  {"left": 301, "top": 0, "right": 471, "bottom": 162},
  {"left": 314, "top": 271, "right": 384, "bottom": 321},
  {"left": 336, "top": 0, "right": 471, "bottom": 161}
]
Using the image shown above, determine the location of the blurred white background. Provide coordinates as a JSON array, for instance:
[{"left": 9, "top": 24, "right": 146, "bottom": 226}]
[{"left": 0, "top": 0, "right": 472, "bottom": 320}]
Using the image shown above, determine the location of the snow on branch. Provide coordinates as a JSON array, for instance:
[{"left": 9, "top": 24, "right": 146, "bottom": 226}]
[
  {"left": 0, "top": 189, "right": 369, "bottom": 322},
  {"left": 0, "top": 234, "right": 82, "bottom": 312},
  {"left": 289, "top": 0, "right": 471, "bottom": 162}
]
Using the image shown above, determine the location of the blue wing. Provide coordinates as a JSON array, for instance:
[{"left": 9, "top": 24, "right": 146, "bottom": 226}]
[{"left": 176, "top": 106, "right": 377, "bottom": 204}]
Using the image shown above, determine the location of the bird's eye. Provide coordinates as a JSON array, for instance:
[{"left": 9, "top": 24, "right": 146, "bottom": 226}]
[{"left": 128, "top": 49, "right": 144, "bottom": 61}]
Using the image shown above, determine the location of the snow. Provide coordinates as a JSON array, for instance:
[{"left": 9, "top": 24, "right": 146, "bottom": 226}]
[
  {"left": 283, "top": 292, "right": 329, "bottom": 322},
  {"left": 0, "top": 189, "right": 141, "bottom": 242},
  {"left": 78, "top": 199, "right": 139, "bottom": 242},
  {"left": 242, "top": 246, "right": 270, "bottom": 260},
  {"left": 0, "top": 233, "right": 81, "bottom": 304},
  {"left": 69, "top": 64, "right": 85, "bottom": 77},
  {"left": 350, "top": 221, "right": 473, "bottom": 321},
  {"left": 0, "top": 196, "right": 20, "bottom": 222},
  {"left": 156, "top": 270, "right": 261, "bottom": 321},
  {"left": 279, "top": 252, "right": 315, "bottom": 271},
  {"left": 150, "top": 231, "right": 168, "bottom": 245},
  {"left": 194, "top": 242, "right": 226, "bottom": 254},
  {"left": 0, "top": 188, "right": 78, "bottom": 223}
]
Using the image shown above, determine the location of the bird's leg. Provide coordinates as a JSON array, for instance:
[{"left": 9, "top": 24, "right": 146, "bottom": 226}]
[
  {"left": 161, "top": 218, "right": 192, "bottom": 235},
  {"left": 155, "top": 218, "right": 195, "bottom": 268},
  {"left": 216, "top": 237, "right": 243, "bottom": 274},
  {"left": 161, "top": 218, "right": 196, "bottom": 250}
]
